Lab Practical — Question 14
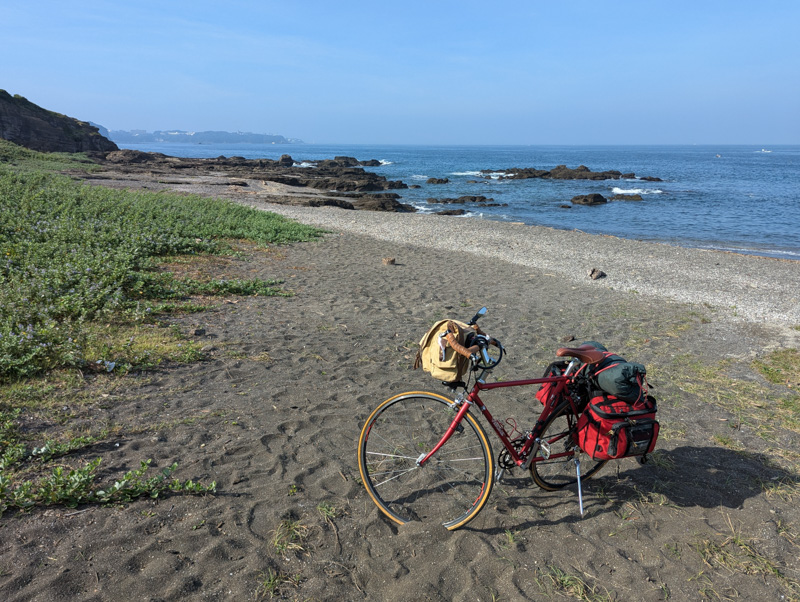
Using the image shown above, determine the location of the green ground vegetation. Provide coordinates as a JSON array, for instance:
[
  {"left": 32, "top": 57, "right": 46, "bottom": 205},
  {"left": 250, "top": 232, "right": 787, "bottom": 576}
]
[
  {"left": 0, "top": 140, "right": 322, "bottom": 513},
  {"left": 0, "top": 144, "right": 323, "bottom": 380},
  {"left": 0, "top": 407, "right": 215, "bottom": 516},
  {"left": 0, "top": 138, "right": 101, "bottom": 174}
]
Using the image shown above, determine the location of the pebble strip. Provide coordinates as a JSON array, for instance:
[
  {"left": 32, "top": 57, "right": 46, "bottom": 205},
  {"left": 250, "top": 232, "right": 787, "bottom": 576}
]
[{"left": 237, "top": 200, "right": 800, "bottom": 326}]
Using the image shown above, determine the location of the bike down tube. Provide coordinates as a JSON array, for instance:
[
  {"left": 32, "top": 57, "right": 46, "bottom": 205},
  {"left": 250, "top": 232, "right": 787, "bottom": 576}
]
[
  {"left": 477, "top": 376, "right": 577, "bottom": 467},
  {"left": 416, "top": 397, "right": 473, "bottom": 466},
  {"left": 474, "top": 379, "right": 568, "bottom": 468}
]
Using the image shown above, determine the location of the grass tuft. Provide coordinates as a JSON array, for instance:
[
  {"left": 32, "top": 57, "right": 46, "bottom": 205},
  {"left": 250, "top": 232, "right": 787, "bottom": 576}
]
[{"left": 272, "top": 518, "right": 309, "bottom": 554}]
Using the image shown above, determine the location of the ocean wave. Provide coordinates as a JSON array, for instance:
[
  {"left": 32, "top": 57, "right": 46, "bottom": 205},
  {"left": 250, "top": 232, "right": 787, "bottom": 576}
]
[
  {"left": 611, "top": 187, "right": 663, "bottom": 195},
  {"left": 411, "top": 174, "right": 429, "bottom": 180},
  {"left": 295, "top": 161, "right": 315, "bottom": 168},
  {"left": 379, "top": 159, "right": 393, "bottom": 165},
  {"left": 450, "top": 171, "right": 483, "bottom": 176}
]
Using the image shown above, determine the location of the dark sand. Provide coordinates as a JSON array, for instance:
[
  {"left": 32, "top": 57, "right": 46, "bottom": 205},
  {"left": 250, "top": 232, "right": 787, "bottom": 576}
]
[{"left": 2, "top": 170, "right": 800, "bottom": 601}]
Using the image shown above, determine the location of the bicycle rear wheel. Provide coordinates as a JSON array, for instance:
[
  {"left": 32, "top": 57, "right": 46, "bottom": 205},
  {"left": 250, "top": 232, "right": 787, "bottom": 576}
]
[
  {"left": 530, "top": 401, "right": 606, "bottom": 490},
  {"left": 358, "top": 392, "right": 494, "bottom": 530}
]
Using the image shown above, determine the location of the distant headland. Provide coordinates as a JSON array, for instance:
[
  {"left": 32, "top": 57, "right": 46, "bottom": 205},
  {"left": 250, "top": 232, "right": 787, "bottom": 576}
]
[{"left": 108, "top": 130, "right": 303, "bottom": 145}]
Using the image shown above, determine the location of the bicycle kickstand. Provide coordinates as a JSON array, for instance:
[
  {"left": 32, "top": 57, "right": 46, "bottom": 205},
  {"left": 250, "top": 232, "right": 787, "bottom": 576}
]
[{"left": 574, "top": 458, "right": 584, "bottom": 517}]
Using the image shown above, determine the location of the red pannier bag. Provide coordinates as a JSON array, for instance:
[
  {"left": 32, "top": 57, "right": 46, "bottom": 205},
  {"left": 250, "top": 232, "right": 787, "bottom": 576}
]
[
  {"left": 535, "top": 361, "right": 569, "bottom": 405},
  {"left": 576, "top": 393, "right": 659, "bottom": 460}
]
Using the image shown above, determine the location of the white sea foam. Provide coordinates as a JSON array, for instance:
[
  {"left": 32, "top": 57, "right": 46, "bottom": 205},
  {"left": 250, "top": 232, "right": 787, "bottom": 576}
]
[
  {"left": 611, "top": 187, "right": 664, "bottom": 195},
  {"left": 379, "top": 160, "right": 393, "bottom": 165},
  {"left": 295, "top": 162, "right": 315, "bottom": 168},
  {"left": 703, "top": 244, "right": 800, "bottom": 260},
  {"left": 411, "top": 174, "right": 429, "bottom": 180},
  {"left": 450, "top": 171, "right": 483, "bottom": 176}
]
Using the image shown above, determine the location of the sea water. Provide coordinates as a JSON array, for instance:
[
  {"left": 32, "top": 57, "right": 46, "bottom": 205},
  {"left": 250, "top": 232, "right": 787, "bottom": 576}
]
[{"left": 117, "top": 143, "right": 800, "bottom": 260}]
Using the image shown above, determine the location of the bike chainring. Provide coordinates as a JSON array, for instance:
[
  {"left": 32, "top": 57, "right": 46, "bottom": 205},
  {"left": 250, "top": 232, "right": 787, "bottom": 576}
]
[{"left": 497, "top": 437, "right": 527, "bottom": 470}]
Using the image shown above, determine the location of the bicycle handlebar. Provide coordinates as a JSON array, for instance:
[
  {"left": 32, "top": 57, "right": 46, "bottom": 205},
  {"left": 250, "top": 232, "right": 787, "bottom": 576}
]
[
  {"left": 442, "top": 330, "right": 481, "bottom": 359},
  {"left": 444, "top": 327, "right": 503, "bottom": 369}
]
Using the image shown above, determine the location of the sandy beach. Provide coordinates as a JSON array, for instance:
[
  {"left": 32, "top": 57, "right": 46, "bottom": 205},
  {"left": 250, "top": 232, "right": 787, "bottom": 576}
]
[{"left": 2, "top": 170, "right": 800, "bottom": 601}]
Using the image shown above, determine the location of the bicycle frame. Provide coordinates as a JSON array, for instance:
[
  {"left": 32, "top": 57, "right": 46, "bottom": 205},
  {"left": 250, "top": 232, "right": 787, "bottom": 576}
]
[{"left": 418, "top": 370, "right": 582, "bottom": 470}]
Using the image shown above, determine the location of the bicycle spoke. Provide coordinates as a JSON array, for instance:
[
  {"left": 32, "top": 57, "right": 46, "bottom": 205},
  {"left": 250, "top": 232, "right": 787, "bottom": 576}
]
[
  {"left": 365, "top": 451, "right": 419, "bottom": 461},
  {"left": 358, "top": 393, "right": 493, "bottom": 529}
]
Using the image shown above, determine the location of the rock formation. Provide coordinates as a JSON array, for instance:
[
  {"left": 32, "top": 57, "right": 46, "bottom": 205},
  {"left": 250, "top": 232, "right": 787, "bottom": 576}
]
[
  {"left": 0, "top": 90, "right": 118, "bottom": 153},
  {"left": 99, "top": 151, "right": 406, "bottom": 194},
  {"left": 481, "top": 164, "right": 661, "bottom": 181},
  {"left": 570, "top": 193, "right": 608, "bottom": 206}
]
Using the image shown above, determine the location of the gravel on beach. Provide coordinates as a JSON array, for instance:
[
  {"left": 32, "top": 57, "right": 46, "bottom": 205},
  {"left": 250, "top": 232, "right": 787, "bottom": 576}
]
[{"left": 237, "top": 200, "right": 800, "bottom": 326}]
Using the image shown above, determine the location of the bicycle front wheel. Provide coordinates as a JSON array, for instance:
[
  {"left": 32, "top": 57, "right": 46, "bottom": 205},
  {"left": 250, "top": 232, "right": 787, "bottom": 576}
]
[
  {"left": 358, "top": 392, "right": 494, "bottom": 530},
  {"left": 530, "top": 401, "right": 606, "bottom": 490}
]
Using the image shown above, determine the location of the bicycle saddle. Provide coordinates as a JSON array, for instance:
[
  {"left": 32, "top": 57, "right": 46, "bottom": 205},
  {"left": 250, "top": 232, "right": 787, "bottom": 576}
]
[{"left": 555, "top": 344, "right": 606, "bottom": 365}]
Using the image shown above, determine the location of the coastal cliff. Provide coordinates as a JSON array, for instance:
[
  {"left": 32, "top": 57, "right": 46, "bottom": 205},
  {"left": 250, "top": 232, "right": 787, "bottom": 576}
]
[{"left": 0, "top": 90, "right": 118, "bottom": 153}]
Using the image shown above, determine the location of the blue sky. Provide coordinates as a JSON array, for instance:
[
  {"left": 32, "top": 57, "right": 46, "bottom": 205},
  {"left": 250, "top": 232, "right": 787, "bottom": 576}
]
[{"left": 2, "top": 1, "right": 798, "bottom": 144}]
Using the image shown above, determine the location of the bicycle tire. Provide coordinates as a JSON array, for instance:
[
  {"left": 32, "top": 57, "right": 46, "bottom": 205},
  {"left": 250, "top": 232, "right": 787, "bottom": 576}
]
[
  {"left": 530, "top": 400, "right": 606, "bottom": 491},
  {"left": 358, "top": 391, "right": 494, "bottom": 530}
]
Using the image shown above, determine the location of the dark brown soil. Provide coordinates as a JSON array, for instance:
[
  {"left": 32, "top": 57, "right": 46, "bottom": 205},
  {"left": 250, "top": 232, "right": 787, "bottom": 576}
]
[{"left": 2, "top": 227, "right": 799, "bottom": 601}]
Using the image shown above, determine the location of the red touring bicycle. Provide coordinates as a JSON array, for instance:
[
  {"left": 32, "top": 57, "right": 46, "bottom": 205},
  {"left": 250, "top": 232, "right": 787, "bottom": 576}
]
[{"left": 357, "top": 307, "right": 652, "bottom": 530}]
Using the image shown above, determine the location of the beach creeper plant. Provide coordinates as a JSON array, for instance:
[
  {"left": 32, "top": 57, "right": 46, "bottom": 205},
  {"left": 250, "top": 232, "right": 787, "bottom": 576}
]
[
  {"left": 0, "top": 155, "right": 323, "bottom": 380},
  {"left": 0, "top": 408, "right": 215, "bottom": 516}
]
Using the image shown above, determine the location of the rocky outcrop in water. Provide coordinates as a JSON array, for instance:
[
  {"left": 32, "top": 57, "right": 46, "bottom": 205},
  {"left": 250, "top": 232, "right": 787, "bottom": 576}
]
[
  {"left": 570, "top": 193, "right": 608, "bottom": 205},
  {"left": 426, "top": 195, "right": 505, "bottom": 206},
  {"left": 482, "top": 164, "right": 661, "bottom": 181},
  {"left": 0, "top": 90, "right": 118, "bottom": 153},
  {"left": 427, "top": 195, "right": 492, "bottom": 204}
]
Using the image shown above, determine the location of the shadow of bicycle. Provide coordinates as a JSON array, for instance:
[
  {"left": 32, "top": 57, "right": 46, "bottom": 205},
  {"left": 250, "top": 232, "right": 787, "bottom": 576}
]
[{"left": 471, "top": 444, "right": 798, "bottom": 534}]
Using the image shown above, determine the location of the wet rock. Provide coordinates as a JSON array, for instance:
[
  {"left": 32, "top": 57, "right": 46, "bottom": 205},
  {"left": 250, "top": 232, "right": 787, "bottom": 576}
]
[
  {"left": 571, "top": 194, "right": 608, "bottom": 206},
  {"left": 480, "top": 164, "right": 660, "bottom": 182},
  {"left": 351, "top": 197, "right": 416, "bottom": 212},
  {"left": 427, "top": 195, "right": 494, "bottom": 204}
]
